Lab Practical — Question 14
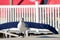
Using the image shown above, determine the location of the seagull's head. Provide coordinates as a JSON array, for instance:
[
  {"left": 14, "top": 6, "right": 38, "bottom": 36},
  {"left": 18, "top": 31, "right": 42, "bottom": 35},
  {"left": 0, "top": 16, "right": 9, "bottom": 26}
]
[{"left": 20, "top": 18, "right": 24, "bottom": 22}]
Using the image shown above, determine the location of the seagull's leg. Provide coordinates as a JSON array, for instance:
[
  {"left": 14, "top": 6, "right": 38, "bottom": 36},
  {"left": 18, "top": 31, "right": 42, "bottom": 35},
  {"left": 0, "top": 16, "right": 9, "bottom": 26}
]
[
  {"left": 21, "top": 31, "right": 25, "bottom": 38},
  {"left": 5, "top": 30, "right": 8, "bottom": 38},
  {"left": 25, "top": 30, "right": 29, "bottom": 37}
]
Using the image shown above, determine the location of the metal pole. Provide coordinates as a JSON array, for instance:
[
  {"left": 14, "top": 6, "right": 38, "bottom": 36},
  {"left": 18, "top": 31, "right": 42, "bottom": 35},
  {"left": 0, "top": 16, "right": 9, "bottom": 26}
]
[
  {"left": 10, "top": 0, "right": 13, "bottom": 5},
  {"left": 35, "top": 1, "right": 39, "bottom": 23},
  {"left": 10, "top": 0, "right": 13, "bottom": 22}
]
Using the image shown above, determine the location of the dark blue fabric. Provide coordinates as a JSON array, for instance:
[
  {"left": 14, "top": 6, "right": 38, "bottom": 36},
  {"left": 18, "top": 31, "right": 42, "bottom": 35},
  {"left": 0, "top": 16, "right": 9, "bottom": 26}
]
[
  {"left": 0, "top": 22, "right": 18, "bottom": 30},
  {"left": 24, "top": 22, "right": 49, "bottom": 29},
  {"left": 0, "top": 22, "right": 58, "bottom": 34}
]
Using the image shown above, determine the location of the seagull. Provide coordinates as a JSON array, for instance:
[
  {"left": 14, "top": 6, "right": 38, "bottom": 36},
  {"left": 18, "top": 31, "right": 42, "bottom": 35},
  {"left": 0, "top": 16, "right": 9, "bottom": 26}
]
[{"left": 17, "top": 18, "right": 28, "bottom": 37}]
